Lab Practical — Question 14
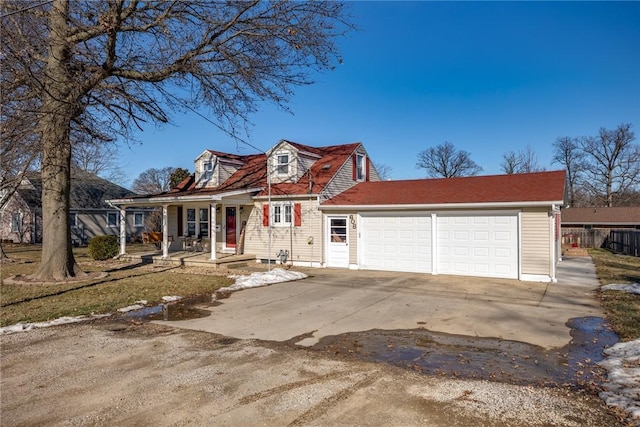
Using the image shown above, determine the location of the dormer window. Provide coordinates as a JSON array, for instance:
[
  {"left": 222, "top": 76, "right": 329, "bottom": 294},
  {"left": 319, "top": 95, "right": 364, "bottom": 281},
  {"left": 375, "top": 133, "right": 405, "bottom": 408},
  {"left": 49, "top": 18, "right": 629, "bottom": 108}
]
[
  {"left": 203, "top": 161, "right": 214, "bottom": 180},
  {"left": 276, "top": 154, "right": 289, "bottom": 175}
]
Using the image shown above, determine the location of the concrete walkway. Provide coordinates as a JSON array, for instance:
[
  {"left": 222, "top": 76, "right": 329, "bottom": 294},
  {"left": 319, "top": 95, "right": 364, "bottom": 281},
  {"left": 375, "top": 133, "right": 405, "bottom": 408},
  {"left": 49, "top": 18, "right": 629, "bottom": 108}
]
[{"left": 158, "top": 257, "right": 605, "bottom": 349}]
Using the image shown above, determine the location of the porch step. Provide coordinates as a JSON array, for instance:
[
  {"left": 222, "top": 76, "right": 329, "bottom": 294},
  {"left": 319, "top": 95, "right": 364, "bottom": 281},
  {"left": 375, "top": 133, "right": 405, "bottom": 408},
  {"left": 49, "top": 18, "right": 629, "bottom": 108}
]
[{"left": 117, "top": 252, "right": 257, "bottom": 268}]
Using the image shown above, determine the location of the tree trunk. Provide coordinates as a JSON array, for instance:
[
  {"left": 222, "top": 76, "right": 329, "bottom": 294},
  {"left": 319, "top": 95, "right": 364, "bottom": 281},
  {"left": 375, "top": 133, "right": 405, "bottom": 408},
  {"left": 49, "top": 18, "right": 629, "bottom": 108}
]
[
  {"left": 0, "top": 241, "right": 10, "bottom": 262},
  {"left": 606, "top": 172, "right": 614, "bottom": 207},
  {"left": 30, "top": 0, "right": 84, "bottom": 281}
]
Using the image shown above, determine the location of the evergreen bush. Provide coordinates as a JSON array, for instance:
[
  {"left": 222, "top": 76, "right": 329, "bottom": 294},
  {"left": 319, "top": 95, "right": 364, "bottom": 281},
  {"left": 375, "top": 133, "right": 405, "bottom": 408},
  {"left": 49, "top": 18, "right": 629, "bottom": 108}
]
[{"left": 88, "top": 235, "right": 119, "bottom": 260}]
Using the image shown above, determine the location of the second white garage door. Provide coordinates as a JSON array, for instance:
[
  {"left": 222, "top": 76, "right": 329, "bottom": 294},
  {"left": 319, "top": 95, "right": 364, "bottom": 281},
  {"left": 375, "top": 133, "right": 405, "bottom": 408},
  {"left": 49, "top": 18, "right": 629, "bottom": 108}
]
[
  {"left": 437, "top": 214, "right": 518, "bottom": 279},
  {"left": 360, "top": 214, "right": 432, "bottom": 273}
]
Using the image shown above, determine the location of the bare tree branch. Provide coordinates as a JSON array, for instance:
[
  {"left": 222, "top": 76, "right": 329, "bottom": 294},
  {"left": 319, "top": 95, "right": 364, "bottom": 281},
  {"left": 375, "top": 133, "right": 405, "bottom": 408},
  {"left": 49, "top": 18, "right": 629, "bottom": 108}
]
[{"left": 1, "top": 0, "right": 352, "bottom": 279}]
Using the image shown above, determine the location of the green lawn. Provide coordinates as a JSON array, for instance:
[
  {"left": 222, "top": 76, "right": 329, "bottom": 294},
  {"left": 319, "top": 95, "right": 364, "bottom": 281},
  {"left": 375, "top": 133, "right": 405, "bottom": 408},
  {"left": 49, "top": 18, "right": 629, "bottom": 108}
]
[
  {"left": 589, "top": 249, "right": 640, "bottom": 342},
  {"left": 1, "top": 244, "right": 232, "bottom": 327},
  {"left": 2, "top": 244, "right": 639, "bottom": 342}
]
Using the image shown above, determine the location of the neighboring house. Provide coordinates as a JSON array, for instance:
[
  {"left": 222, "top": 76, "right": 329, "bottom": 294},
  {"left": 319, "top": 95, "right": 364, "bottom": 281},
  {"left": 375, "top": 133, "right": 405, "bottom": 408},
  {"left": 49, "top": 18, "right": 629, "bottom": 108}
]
[
  {"left": 108, "top": 140, "right": 566, "bottom": 282},
  {"left": 0, "top": 170, "right": 147, "bottom": 245},
  {"left": 561, "top": 207, "right": 640, "bottom": 230},
  {"left": 561, "top": 206, "right": 640, "bottom": 248}
]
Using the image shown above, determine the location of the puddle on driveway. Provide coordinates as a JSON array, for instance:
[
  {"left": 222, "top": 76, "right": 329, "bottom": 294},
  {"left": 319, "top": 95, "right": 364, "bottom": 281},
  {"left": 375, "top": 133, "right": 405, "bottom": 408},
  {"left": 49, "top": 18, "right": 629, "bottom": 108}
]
[
  {"left": 124, "top": 295, "right": 214, "bottom": 322},
  {"left": 313, "top": 316, "right": 618, "bottom": 390},
  {"left": 124, "top": 295, "right": 617, "bottom": 391}
]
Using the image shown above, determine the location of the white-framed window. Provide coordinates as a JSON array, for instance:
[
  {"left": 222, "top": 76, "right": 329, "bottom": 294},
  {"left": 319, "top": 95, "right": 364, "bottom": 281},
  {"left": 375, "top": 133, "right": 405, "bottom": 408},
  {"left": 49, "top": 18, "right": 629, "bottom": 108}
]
[
  {"left": 133, "top": 212, "right": 144, "bottom": 227},
  {"left": 70, "top": 212, "right": 78, "bottom": 228},
  {"left": 186, "top": 208, "right": 196, "bottom": 236},
  {"left": 199, "top": 208, "right": 209, "bottom": 237},
  {"left": 203, "top": 161, "right": 214, "bottom": 180},
  {"left": 10, "top": 212, "right": 21, "bottom": 232},
  {"left": 356, "top": 153, "right": 365, "bottom": 181},
  {"left": 272, "top": 202, "right": 292, "bottom": 226},
  {"left": 107, "top": 212, "right": 118, "bottom": 228},
  {"left": 276, "top": 153, "right": 289, "bottom": 175}
]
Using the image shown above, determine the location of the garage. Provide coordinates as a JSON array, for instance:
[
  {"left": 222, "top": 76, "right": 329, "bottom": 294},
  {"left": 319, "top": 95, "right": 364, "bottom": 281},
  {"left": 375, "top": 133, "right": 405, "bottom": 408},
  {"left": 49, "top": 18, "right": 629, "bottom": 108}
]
[
  {"left": 436, "top": 213, "right": 519, "bottom": 279},
  {"left": 320, "top": 171, "right": 566, "bottom": 282},
  {"left": 360, "top": 213, "right": 432, "bottom": 273}
]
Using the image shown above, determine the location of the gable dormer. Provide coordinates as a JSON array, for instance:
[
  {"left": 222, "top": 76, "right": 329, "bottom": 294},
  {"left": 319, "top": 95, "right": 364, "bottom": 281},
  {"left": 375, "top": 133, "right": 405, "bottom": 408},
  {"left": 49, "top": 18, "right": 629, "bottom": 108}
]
[
  {"left": 194, "top": 150, "right": 218, "bottom": 188},
  {"left": 193, "top": 150, "right": 242, "bottom": 189},
  {"left": 267, "top": 140, "right": 321, "bottom": 184}
]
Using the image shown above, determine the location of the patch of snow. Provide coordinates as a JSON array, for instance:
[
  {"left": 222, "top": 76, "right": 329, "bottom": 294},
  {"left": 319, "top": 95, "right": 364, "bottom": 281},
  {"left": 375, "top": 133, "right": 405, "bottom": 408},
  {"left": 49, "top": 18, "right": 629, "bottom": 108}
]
[
  {"left": 219, "top": 268, "right": 307, "bottom": 295},
  {"left": 598, "top": 339, "right": 640, "bottom": 423},
  {"left": 135, "top": 300, "right": 148, "bottom": 305},
  {"left": 601, "top": 283, "right": 640, "bottom": 295},
  {"left": 117, "top": 304, "right": 146, "bottom": 313},
  {"left": 0, "top": 314, "right": 111, "bottom": 335},
  {"left": 162, "top": 296, "right": 182, "bottom": 302}
]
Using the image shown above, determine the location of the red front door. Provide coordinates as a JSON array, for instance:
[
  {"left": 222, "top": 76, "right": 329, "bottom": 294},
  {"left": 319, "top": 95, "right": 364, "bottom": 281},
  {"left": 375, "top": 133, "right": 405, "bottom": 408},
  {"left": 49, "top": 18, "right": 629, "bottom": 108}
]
[{"left": 226, "top": 207, "right": 236, "bottom": 249}]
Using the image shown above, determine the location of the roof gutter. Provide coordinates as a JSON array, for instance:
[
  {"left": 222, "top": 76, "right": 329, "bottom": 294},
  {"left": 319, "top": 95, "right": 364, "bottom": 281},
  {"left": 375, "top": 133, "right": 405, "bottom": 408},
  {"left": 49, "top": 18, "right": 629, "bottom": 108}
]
[
  {"left": 253, "top": 193, "right": 321, "bottom": 201},
  {"left": 319, "top": 200, "right": 565, "bottom": 211},
  {"left": 106, "top": 187, "right": 263, "bottom": 206}
]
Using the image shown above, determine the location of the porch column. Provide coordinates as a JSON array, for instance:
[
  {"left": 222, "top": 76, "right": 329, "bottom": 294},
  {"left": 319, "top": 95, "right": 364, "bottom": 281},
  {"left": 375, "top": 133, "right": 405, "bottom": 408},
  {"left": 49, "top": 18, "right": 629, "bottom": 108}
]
[
  {"left": 210, "top": 203, "right": 217, "bottom": 260},
  {"left": 119, "top": 206, "right": 126, "bottom": 256},
  {"left": 162, "top": 204, "right": 169, "bottom": 259}
]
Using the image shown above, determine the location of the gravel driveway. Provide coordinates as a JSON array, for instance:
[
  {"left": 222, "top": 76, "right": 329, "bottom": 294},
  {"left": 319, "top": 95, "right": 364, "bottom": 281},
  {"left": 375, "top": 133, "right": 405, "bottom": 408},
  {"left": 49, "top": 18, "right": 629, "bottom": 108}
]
[{"left": 0, "top": 320, "right": 623, "bottom": 427}]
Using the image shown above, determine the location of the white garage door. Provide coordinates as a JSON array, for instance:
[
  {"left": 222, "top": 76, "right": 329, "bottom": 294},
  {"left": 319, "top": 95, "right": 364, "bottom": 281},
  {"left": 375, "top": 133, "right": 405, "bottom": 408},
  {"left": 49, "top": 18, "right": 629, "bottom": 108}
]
[
  {"left": 360, "top": 214, "right": 432, "bottom": 273},
  {"left": 437, "top": 214, "right": 518, "bottom": 279}
]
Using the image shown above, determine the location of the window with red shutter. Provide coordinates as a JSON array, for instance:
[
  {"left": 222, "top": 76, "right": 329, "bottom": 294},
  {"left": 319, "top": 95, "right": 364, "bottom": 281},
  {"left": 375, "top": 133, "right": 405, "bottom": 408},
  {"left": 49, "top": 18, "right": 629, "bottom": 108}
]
[
  {"left": 352, "top": 154, "right": 357, "bottom": 181},
  {"left": 262, "top": 204, "right": 269, "bottom": 227},
  {"left": 294, "top": 203, "right": 302, "bottom": 226},
  {"left": 365, "top": 157, "right": 370, "bottom": 181}
]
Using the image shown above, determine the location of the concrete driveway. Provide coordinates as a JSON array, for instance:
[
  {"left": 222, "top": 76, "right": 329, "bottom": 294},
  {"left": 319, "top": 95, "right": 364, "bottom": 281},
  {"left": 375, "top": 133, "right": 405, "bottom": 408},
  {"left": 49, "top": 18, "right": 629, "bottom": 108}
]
[{"left": 159, "top": 257, "right": 605, "bottom": 349}]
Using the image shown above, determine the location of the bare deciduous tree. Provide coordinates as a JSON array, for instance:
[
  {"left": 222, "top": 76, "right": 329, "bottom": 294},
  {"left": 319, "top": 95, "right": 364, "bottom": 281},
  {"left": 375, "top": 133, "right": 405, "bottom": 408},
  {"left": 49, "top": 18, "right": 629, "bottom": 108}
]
[
  {"left": 580, "top": 123, "right": 639, "bottom": 207},
  {"left": 416, "top": 141, "right": 482, "bottom": 178},
  {"left": 552, "top": 136, "right": 586, "bottom": 207},
  {"left": 372, "top": 163, "right": 392, "bottom": 180},
  {"left": 1, "top": 0, "right": 351, "bottom": 280},
  {"left": 500, "top": 145, "right": 545, "bottom": 175},
  {"left": 132, "top": 167, "right": 175, "bottom": 195},
  {"left": 72, "top": 138, "right": 127, "bottom": 185}
]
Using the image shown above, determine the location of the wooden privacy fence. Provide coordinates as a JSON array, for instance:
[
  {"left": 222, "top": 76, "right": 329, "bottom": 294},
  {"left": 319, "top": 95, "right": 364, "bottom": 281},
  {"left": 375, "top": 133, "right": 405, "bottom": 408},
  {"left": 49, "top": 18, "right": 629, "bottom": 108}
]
[
  {"left": 606, "top": 230, "right": 640, "bottom": 257},
  {"left": 561, "top": 229, "right": 608, "bottom": 249}
]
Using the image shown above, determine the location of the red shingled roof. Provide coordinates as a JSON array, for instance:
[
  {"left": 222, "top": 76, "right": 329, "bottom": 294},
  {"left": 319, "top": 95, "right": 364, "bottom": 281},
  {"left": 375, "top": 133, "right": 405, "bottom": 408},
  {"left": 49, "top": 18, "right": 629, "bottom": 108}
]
[
  {"left": 322, "top": 170, "right": 566, "bottom": 206},
  {"left": 159, "top": 141, "right": 361, "bottom": 198}
]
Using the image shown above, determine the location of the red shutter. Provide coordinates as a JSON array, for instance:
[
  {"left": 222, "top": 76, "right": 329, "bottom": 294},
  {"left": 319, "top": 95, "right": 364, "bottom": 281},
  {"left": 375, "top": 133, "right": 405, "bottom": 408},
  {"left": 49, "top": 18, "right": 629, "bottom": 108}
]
[
  {"left": 294, "top": 203, "right": 302, "bottom": 226},
  {"left": 365, "top": 157, "right": 370, "bottom": 181},
  {"left": 352, "top": 154, "right": 357, "bottom": 180},
  {"left": 262, "top": 204, "right": 269, "bottom": 227}
]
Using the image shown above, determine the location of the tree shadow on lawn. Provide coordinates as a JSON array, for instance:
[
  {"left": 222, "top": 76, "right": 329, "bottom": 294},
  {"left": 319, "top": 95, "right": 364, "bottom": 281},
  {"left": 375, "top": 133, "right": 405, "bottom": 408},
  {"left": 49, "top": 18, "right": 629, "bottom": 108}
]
[{"left": 1, "top": 263, "right": 179, "bottom": 308}]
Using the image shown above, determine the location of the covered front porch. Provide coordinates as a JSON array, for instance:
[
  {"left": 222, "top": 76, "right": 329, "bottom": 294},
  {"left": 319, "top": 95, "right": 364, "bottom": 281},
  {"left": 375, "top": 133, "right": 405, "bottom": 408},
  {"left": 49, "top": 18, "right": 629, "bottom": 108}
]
[{"left": 107, "top": 188, "right": 261, "bottom": 262}]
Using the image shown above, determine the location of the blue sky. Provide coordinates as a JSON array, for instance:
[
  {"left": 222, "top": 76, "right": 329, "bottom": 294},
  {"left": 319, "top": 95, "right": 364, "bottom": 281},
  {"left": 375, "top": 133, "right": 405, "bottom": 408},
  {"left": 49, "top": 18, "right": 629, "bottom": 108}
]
[{"left": 117, "top": 1, "right": 640, "bottom": 187}]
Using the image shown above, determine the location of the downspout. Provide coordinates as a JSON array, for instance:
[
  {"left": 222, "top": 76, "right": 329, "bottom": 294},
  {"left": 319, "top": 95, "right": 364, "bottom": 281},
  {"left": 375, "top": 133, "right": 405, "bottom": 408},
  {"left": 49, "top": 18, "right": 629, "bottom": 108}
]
[{"left": 550, "top": 204, "right": 557, "bottom": 283}]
